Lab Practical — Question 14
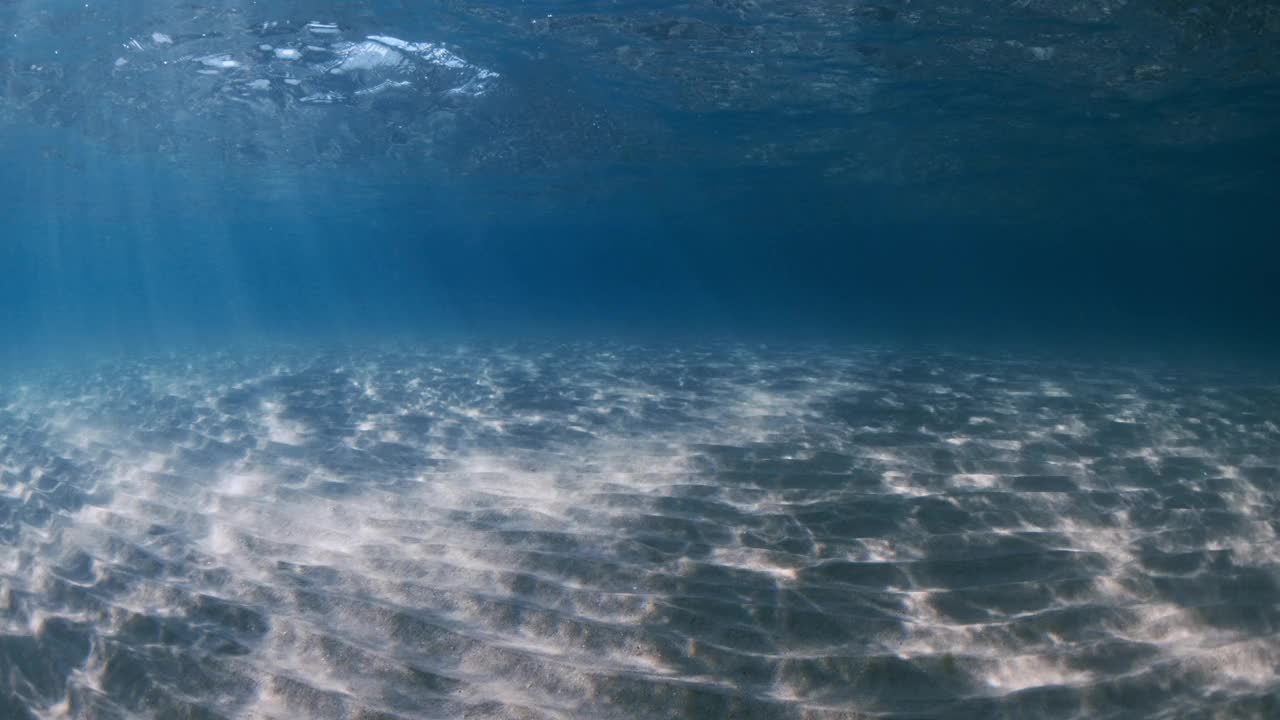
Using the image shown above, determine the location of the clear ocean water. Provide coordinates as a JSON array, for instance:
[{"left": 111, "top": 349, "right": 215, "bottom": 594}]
[{"left": 1, "top": 2, "right": 1279, "bottom": 719}]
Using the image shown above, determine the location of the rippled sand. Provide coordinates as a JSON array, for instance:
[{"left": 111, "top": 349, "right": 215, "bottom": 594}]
[{"left": 0, "top": 344, "right": 1276, "bottom": 719}]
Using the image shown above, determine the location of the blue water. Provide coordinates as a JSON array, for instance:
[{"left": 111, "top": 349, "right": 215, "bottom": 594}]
[{"left": 2, "top": 2, "right": 1279, "bottom": 718}]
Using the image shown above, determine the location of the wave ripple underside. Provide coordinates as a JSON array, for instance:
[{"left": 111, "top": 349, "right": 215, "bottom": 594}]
[{"left": 0, "top": 344, "right": 1276, "bottom": 719}]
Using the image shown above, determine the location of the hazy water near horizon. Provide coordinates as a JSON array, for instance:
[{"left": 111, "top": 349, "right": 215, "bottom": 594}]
[{"left": 2, "top": 0, "right": 1278, "bottom": 350}]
